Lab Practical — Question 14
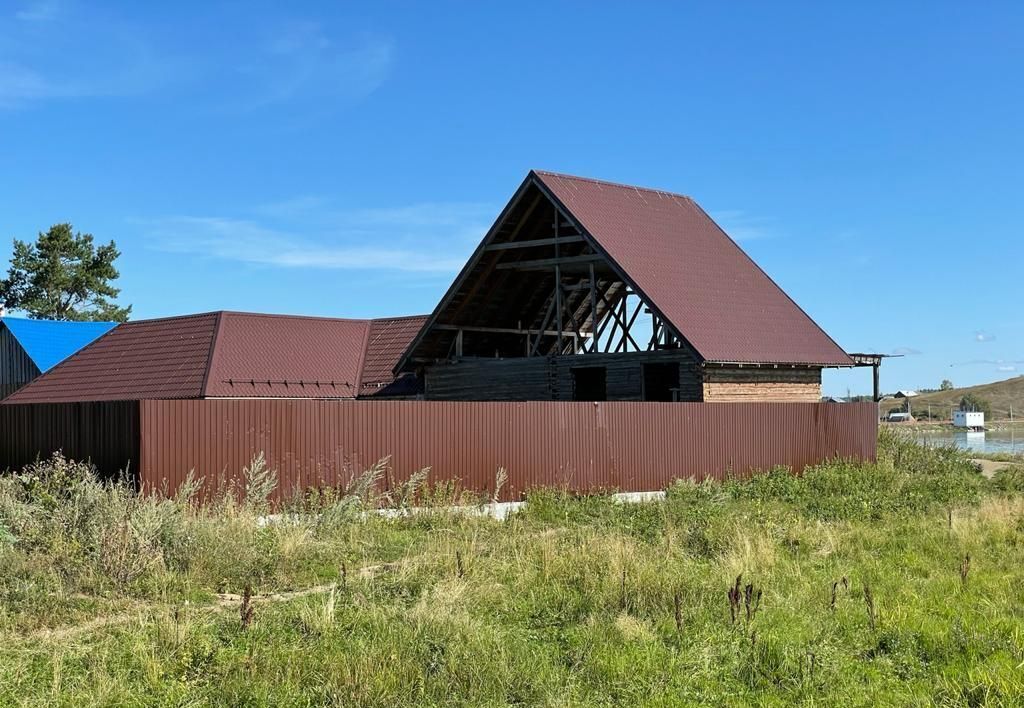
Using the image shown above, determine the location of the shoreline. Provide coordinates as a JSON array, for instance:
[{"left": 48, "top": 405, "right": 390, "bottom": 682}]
[{"left": 881, "top": 420, "right": 1024, "bottom": 433}]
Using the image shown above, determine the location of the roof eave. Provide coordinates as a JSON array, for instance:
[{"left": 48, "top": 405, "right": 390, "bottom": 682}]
[{"left": 703, "top": 358, "right": 856, "bottom": 368}]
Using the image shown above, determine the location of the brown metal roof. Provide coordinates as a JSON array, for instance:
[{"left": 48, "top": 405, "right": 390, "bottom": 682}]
[
  {"left": 5, "top": 311, "right": 427, "bottom": 403},
  {"left": 359, "top": 315, "right": 428, "bottom": 396},
  {"left": 206, "top": 312, "right": 370, "bottom": 398},
  {"left": 532, "top": 171, "right": 853, "bottom": 366},
  {"left": 4, "top": 312, "right": 218, "bottom": 403}
]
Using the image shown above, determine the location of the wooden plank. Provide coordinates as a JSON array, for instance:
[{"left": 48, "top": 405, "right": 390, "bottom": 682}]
[
  {"left": 434, "top": 324, "right": 580, "bottom": 338},
  {"left": 483, "top": 235, "right": 585, "bottom": 251},
  {"left": 494, "top": 254, "right": 607, "bottom": 271}
]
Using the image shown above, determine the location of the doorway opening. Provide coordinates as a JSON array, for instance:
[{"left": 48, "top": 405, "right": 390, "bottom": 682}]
[
  {"left": 642, "top": 362, "right": 680, "bottom": 401},
  {"left": 572, "top": 367, "right": 607, "bottom": 401}
]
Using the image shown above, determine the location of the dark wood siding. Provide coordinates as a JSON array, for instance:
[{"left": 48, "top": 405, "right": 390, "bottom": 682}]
[
  {"left": 0, "top": 325, "right": 40, "bottom": 400},
  {"left": 423, "top": 350, "right": 702, "bottom": 401},
  {"left": 0, "top": 401, "right": 140, "bottom": 481}
]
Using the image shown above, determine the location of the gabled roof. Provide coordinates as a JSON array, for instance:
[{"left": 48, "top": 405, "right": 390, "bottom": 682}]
[
  {"left": 0, "top": 317, "right": 116, "bottom": 372},
  {"left": 397, "top": 170, "right": 852, "bottom": 369},
  {"left": 532, "top": 171, "right": 852, "bottom": 366},
  {"left": 4, "top": 311, "right": 426, "bottom": 403}
]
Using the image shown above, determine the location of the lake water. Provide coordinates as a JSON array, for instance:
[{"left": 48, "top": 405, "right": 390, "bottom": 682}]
[{"left": 913, "top": 429, "right": 1024, "bottom": 456}]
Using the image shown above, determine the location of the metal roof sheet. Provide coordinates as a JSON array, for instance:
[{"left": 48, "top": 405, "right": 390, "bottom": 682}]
[
  {"left": 0, "top": 317, "right": 116, "bottom": 372},
  {"left": 4, "top": 311, "right": 427, "bottom": 403},
  {"left": 205, "top": 312, "right": 370, "bottom": 398},
  {"left": 360, "top": 315, "right": 428, "bottom": 396},
  {"left": 533, "top": 171, "right": 853, "bottom": 366},
  {"left": 4, "top": 313, "right": 216, "bottom": 403}
]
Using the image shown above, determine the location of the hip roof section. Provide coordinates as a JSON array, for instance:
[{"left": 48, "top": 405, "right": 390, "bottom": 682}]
[{"left": 4, "top": 311, "right": 427, "bottom": 403}]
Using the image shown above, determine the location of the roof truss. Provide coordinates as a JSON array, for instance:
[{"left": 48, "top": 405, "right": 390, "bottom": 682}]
[{"left": 395, "top": 174, "right": 701, "bottom": 371}]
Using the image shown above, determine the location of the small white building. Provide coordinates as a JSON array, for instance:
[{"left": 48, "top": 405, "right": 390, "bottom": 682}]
[{"left": 953, "top": 410, "right": 985, "bottom": 430}]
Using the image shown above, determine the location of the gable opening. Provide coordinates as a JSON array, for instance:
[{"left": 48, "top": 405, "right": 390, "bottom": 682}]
[{"left": 399, "top": 178, "right": 695, "bottom": 371}]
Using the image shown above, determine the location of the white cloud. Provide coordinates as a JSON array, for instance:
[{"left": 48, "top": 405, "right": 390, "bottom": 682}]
[
  {"left": 227, "top": 29, "right": 393, "bottom": 112},
  {"left": 142, "top": 200, "right": 493, "bottom": 274},
  {"left": 974, "top": 330, "right": 997, "bottom": 343},
  {"left": 0, "top": 4, "right": 174, "bottom": 109},
  {"left": 710, "top": 210, "right": 773, "bottom": 242},
  {"left": 891, "top": 346, "right": 922, "bottom": 356},
  {"left": 1, "top": 7, "right": 392, "bottom": 113},
  {"left": 997, "top": 365, "right": 1016, "bottom": 372}
]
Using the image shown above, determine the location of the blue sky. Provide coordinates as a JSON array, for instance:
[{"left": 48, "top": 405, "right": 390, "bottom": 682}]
[{"left": 1, "top": 1, "right": 1021, "bottom": 396}]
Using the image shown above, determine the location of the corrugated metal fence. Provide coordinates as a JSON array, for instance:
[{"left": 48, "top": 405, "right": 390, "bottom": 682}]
[
  {"left": 137, "top": 400, "right": 877, "bottom": 501},
  {"left": 2, "top": 400, "right": 877, "bottom": 500}
]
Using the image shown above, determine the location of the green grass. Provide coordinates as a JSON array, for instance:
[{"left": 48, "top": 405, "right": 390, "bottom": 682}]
[{"left": 1, "top": 432, "right": 1024, "bottom": 706}]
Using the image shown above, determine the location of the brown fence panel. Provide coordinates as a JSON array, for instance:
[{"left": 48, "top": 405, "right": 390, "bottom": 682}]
[
  {"left": 138, "top": 400, "right": 877, "bottom": 501},
  {"left": 0, "top": 401, "right": 140, "bottom": 480}
]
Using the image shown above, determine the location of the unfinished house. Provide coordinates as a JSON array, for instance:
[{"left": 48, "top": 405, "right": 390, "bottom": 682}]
[{"left": 396, "top": 171, "right": 853, "bottom": 401}]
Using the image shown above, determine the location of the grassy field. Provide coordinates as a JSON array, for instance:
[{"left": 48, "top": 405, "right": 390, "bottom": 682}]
[
  {"left": 2, "top": 434, "right": 1024, "bottom": 706},
  {"left": 882, "top": 375, "right": 1024, "bottom": 420}
]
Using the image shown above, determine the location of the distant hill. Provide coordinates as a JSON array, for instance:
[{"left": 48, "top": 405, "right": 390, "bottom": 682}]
[{"left": 883, "top": 375, "right": 1024, "bottom": 420}]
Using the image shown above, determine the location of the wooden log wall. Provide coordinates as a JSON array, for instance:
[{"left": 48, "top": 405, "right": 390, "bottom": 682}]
[{"left": 424, "top": 349, "right": 702, "bottom": 401}]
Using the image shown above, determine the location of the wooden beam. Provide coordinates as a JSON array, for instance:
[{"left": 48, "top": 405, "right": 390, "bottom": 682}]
[
  {"left": 530, "top": 296, "right": 557, "bottom": 356},
  {"left": 446, "top": 190, "right": 545, "bottom": 323},
  {"left": 613, "top": 295, "right": 643, "bottom": 352},
  {"left": 483, "top": 235, "right": 585, "bottom": 251},
  {"left": 589, "top": 264, "right": 599, "bottom": 353},
  {"left": 494, "top": 254, "right": 606, "bottom": 271},
  {"left": 434, "top": 324, "right": 580, "bottom": 338}
]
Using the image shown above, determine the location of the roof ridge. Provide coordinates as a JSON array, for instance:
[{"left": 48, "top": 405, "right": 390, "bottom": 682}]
[
  {"left": 533, "top": 170, "right": 694, "bottom": 201},
  {"left": 369, "top": 313, "right": 429, "bottom": 323},
  {"left": 353, "top": 320, "right": 373, "bottom": 393},
  {"left": 200, "top": 311, "right": 225, "bottom": 397},
  {"left": 219, "top": 310, "right": 387, "bottom": 324},
  {"left": 120, "top": 311, "right": 223, "bottom": 325}
]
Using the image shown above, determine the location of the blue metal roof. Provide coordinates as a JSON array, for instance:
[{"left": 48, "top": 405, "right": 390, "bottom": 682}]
[{"left": 0, "top": 317, "right": 117, "bottom": 372}]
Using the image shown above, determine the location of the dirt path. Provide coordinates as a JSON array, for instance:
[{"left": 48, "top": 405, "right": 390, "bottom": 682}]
[
  {"left": 971, "top": 459, "right": 1015, "bottom": 479},
  {"left": 14, "top": 561, "right": 402, "bottom": 644}
]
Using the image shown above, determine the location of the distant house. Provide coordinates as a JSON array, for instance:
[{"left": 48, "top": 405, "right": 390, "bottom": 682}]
[
  {"left": 823, "top": 395, "right": 846, "bottom": 403},
  {"left": 893, "top": 390, "right": 919, "bottom": 399},
  {"left": 3, "top": 311, "right": 426, "bottom": 403},
  {"left": 0, "top": 317, "right": 116, "bottom": 400},
  {"left": 953, "top": 410, "right": 985, "bottom": 431}
]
